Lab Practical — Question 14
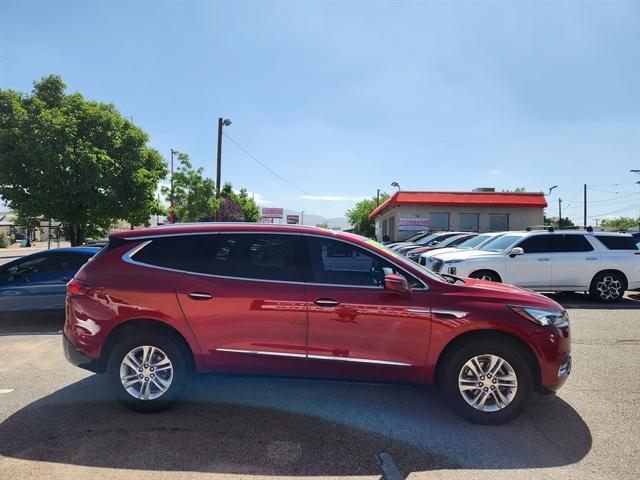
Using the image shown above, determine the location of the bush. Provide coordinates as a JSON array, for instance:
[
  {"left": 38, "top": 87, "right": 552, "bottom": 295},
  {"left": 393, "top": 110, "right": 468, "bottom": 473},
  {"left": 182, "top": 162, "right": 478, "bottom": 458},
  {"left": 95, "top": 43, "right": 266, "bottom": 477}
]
[{"left": 0, "top": 232, "right": 10, "bottom": 248}]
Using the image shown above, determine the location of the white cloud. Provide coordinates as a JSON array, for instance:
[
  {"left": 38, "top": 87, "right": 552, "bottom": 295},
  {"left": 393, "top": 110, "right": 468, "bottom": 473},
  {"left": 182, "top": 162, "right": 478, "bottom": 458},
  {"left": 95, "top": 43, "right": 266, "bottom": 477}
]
[
  {"left": 491, "top": 169, "right": 502, "bottom": 174},
  {"left": 299, "top": 195, "right": 365, "bottom": 202},
  {"left": 234, "top": 189, "right": 273, "bottom": 205}
]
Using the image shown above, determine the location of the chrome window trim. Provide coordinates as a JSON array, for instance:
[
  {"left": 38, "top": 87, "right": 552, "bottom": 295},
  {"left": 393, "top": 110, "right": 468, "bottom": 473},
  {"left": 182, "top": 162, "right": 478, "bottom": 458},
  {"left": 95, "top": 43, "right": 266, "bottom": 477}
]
[
  {"left": 215, "top": 348, "right": 411, "bottom": 366},
  {"left": 120, "top": 231, "right": 429, "bottom": 291}
]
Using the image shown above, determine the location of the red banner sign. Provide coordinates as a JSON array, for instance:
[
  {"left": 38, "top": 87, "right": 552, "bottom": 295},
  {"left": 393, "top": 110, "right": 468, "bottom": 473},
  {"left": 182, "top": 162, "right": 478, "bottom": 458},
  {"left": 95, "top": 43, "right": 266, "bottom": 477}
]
[{"left": 261, "top": 208, "right": 284, "bottom": 219}]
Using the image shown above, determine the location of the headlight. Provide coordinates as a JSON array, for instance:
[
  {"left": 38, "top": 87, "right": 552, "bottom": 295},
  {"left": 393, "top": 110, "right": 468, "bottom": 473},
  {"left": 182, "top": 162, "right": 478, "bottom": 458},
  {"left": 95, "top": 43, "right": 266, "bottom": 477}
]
[
  {"left": 444, "top": 259, "right": 465, "bottom": 264},
  {"left": 508, "top": 305, "right": 569, "bottom": 327}
]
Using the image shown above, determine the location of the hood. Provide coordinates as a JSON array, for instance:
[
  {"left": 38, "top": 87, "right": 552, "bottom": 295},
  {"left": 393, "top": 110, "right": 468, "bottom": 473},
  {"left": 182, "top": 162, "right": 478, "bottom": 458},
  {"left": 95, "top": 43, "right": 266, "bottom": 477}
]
[
  {"left": 459, "top": 277, "right": 563, "bottom": 310},
  {"left": 420, "top": 247, "right": 458, "bottom": 259},
  {"left": 431, "top": 249, "right": 503, "bottom": 262}
]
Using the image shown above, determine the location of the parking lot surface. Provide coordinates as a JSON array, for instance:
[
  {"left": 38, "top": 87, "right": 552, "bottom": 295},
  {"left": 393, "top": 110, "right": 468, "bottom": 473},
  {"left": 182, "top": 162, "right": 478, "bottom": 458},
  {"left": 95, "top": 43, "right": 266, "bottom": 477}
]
[{"left": 0, "top": 294, "right": 638, "bottom": 480}]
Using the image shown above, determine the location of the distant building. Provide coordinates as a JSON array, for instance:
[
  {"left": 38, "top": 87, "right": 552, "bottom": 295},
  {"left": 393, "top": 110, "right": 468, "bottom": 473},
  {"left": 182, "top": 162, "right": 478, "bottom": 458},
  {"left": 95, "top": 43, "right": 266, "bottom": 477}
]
[{"left": 370, "top": 188, "right": 547, "bottom": 241}]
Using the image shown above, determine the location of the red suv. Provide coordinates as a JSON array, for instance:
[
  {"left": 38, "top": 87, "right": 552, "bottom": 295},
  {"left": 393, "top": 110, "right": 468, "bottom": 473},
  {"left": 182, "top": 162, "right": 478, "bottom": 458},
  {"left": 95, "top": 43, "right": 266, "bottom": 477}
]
[{"left": 63, "top": 224, "right": 571, "bottom": 424}]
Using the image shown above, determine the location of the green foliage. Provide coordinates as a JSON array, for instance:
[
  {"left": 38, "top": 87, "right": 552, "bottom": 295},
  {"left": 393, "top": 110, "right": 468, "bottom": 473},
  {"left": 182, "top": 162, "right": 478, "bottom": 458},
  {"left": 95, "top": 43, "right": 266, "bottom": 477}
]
[
  {"left": 600, "top": 217, "right": 639, "bottom": 230},
  {"left": 0, "top": 232, "right": 10, "bottom": 248},
  {"left": 0, "top": 75, "right": 167, "bottom": 245},
  {"left": 346, "top": 193, "right": 390, "bottom": 237},
  {"left": 221, "top": 183, "right": 260, "bottom": 222},
  {"left": 162, "top": 154, "right": 218, "bottom": 222},
  {"left": 218, "top": 197, "right": 244, "bottom": 221}
]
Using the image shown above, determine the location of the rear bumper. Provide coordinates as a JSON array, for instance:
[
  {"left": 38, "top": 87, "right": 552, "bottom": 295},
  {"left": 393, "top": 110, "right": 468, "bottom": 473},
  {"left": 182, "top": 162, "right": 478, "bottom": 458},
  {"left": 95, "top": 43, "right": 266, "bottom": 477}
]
[{"left": 62, "top": 333, "right": 103, "bottom": 373}]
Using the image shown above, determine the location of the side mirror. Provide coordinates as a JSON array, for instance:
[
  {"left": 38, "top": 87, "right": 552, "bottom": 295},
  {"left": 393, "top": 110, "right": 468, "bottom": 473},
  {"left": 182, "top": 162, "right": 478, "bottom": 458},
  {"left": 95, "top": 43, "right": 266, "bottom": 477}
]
[
  {"left": 384, "top": 273, "right": 411, "bottom": 296},
  {"left": 8, "top": 266, "right": 18, "bottom": 276},
  {"left": 509, "top": 247, "right": 524, "bottom": 258}
]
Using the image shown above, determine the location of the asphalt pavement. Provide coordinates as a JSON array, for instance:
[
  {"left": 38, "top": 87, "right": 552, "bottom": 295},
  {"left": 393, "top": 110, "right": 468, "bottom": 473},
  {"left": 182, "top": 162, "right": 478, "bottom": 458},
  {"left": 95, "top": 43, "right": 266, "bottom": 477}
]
[{"left": 0, "top": 296, "right": 638, "bottom": 480}]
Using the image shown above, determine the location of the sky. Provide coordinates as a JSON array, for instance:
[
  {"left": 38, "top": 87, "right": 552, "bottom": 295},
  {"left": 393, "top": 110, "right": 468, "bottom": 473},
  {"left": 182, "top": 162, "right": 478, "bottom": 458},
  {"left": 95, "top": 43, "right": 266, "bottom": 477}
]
[{"left": 1, "top": 0, "right": 639, "bottom": 225}]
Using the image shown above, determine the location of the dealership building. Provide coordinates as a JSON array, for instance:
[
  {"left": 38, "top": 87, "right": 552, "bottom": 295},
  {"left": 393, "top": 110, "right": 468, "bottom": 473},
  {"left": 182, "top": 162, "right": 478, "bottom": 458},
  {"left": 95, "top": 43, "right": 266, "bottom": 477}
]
[{"left": 370, "top": 188, "right": 547, "bottom": 242}]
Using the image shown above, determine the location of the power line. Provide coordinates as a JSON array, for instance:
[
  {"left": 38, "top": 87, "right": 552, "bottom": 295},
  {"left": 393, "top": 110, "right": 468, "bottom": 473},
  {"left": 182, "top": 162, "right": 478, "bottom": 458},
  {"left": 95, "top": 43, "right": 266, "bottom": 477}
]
[
  {"left": 223, "top": 133, "right": 313, "bottom": 196},
  {"left": 589, "top": 203, "right": 637, "bottom": 218}
]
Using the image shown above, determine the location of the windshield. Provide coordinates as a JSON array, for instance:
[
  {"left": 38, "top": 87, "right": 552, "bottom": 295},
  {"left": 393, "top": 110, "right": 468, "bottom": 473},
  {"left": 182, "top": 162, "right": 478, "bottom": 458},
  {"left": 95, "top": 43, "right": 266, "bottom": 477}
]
[
  {"left": 404, "top": 231, "right": 430, "bottom": 242},
  {"left": 479, "top": 234, "right": 523, "bottom": 252},
  {"left": 456, "top": 234, "right": 491, "bottom": 249},
  {"left": 414, "top": 232, "right": 445, "bottom": 246}
]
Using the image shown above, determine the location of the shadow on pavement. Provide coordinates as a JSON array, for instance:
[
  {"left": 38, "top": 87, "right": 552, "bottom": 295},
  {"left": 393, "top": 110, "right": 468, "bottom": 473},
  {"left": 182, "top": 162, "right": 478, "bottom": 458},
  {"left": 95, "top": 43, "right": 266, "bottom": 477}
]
[
  {"left": 0, "top": 374, "right": 591, "bottom": 477},
  {"left": 544, "top": 292, "right": 640, "bottom": 310},
  {"left": 0, "top": 313, "right": 64, "bottom": 336}
]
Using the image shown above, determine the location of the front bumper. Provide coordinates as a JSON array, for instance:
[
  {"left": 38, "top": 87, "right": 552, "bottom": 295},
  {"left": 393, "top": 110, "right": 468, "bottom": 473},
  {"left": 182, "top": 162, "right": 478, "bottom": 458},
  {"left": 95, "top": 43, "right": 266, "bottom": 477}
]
[{"left": 62, "top": 333, "right": 103, "bottom": 373}]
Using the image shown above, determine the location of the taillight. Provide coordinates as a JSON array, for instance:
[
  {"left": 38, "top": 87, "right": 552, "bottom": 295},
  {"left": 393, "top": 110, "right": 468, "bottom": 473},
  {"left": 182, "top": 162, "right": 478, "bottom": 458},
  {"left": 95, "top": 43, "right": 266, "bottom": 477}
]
[{"left": 67, "top": 279, "right": 91, "bottom": 296}]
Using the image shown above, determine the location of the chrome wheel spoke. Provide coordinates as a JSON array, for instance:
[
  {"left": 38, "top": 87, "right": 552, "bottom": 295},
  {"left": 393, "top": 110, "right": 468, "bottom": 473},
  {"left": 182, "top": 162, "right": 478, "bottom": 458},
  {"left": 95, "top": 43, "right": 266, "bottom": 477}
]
[
  {"left": 458, "top": 354, "right": 518, "bottom": 412},
  {"left": 120, "top": 345, "right": 173, "bottom": 401}
]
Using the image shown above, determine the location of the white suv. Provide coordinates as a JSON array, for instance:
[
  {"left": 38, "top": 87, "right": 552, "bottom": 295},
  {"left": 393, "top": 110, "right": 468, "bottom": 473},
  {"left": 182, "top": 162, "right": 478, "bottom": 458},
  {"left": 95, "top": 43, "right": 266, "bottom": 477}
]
[{"left": 426, "top": 230, "right": 640, "bottom": 302}]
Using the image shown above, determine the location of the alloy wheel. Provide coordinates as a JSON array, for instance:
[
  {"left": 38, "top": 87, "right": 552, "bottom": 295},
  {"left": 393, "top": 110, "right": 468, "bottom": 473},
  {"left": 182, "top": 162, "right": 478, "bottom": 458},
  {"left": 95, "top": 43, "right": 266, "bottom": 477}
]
[
  {"left": 458, "top": 354, "right": 518, "bottom": 412},
  {"left": 596, "top": 275, "right": 622, "bottom": 301},
  {"left": 119, "top": 345, "right": 174, "bottom": 400}
]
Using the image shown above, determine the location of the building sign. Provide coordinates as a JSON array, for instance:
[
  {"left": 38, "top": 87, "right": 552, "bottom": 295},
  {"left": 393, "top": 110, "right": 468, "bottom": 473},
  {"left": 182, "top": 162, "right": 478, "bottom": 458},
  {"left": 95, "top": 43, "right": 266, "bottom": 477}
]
[
  {"left": 398, "top": 217, "right": 429, "bottom": 231},
  {"left": 286, "top": 215, "right": 299, "bottom": 224},
  {"left": 261, "top": 207, "right": 283, "bottom": 219}
]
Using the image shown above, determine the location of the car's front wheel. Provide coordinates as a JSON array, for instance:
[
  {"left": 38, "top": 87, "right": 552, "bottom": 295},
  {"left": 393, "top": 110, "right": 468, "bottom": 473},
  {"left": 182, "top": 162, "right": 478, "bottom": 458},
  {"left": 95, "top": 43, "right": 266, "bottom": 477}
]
[
  {"left": 469, "top": 270, "right": 501, "bottom": 282},
  {"left": 441, "top": 340, "right": 533, "bottom": 424},
  {"left": 106, "top": 331, "right": 191, "bottom": 412}
]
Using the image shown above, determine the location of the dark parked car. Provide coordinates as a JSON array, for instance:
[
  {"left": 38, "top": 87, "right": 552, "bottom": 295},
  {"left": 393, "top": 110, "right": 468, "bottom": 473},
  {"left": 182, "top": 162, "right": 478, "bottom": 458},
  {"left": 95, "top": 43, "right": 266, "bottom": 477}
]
[
  {"left": 64, "top": 224, "right": 571, "bottom": 425},
  {"left": 0, "top": 247, "right": 100, "bottom": 319}
]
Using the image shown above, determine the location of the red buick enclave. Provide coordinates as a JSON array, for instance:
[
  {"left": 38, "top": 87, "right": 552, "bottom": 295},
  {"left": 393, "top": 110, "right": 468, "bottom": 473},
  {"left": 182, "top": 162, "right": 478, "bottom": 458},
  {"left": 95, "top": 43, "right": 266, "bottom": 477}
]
[{"left": 63, "top": 223, "right": 571, "bottom": 424}]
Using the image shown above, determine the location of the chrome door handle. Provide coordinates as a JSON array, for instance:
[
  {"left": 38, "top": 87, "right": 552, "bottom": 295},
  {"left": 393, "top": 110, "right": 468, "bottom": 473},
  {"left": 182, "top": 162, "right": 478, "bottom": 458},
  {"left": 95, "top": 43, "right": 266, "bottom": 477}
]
[
  {"left": 188, "top": 291, "right": 213, "bottom": 300},
  {"left": 314, "top": 298, "right": 340, "bottom": 307},
  {"left": 537, "top": 258, "right": 550, "bottom": 262}
]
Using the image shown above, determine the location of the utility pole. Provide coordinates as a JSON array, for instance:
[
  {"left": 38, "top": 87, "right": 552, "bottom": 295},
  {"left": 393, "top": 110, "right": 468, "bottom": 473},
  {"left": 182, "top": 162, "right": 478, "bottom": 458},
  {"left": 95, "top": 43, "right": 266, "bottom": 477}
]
[
  {"left": 583, "top": 184, "right": 587, "bottom": 228},
  {"left": 631, "top": 170, "right": 640, "bottom": 230},
  {"left": 169, "top": 149, "right": 178, "bottom": 223},
  {"left": 376, "top": 189, "right": 380, "bottom": 206},
  {"left": 558, "top": 198, "right": 562, "bottom": 228},
  {"left": 301, "top": 210, "right": 305, "bottom": 225},
  {"left": 216, "top": 117, "right": 232, "bottom": 198}
]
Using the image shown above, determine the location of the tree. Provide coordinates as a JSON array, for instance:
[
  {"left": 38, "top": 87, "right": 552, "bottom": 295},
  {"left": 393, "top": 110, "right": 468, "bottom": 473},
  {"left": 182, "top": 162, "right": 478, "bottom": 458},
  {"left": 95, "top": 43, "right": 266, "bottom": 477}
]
[
  {"left": 346, "top": 193, "right": 390, "bottom": 237},
  {"left": 0, "top": 75, "right": 166, "bottom": 245},
  {"left": 161, "top": 159, "right": 260, "bottom": 222},
  {"left": 162, "top": 154, "right": 218, "bottom": 222},
  {"left": 218, "top": 197, "right": 244, "bottom": 221},
  {"left": 600, "top": 217, "right": 639, "bottom": 230}
]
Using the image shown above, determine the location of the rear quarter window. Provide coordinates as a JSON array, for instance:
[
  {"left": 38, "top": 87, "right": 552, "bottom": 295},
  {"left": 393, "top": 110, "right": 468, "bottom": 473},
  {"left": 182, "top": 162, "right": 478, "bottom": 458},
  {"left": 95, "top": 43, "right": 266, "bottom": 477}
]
[
  {"left": 595, "top": 235, "right": 639, "bottom": 251},
  {"left": 131, "top": 235, "right": 211, "bottom": 270}
]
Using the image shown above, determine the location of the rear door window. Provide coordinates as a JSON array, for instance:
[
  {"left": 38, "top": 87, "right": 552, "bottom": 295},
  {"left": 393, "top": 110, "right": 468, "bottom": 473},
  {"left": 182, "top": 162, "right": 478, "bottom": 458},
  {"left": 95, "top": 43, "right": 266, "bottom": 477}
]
[{"left": 550, "top": 234, "right": 594, "bottom": 252}]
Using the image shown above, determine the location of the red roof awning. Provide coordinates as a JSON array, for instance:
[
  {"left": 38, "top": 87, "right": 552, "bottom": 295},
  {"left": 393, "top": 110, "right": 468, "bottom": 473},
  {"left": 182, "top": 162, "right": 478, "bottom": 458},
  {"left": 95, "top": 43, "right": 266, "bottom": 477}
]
[{"left": 369, "top": 191, "right": 547, "bottom": 220}]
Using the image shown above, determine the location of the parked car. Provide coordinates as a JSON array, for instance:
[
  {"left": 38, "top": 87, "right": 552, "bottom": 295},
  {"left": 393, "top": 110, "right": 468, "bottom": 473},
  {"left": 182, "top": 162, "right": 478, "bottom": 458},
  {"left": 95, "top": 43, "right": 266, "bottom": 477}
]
[
  {"left": 384, "top": 230, "right": 431, "bottom": 249},
  {"left": 64, "top": 224, "right": 571, "bottom": 424},
  {"left": 426, "top": 230, "right": 639, "bottom": 302},
  {"left": 394, "top": 231, "right": 469, "bottom": 255},
  {"left": 419, "top": 232, "right": 506, "bottom": 266},
  {"left": 0, "top": 246, "right": 100, "bottom": 319},
  {"left": 405, "top": 233, "right": 477, "bottom": 262}
]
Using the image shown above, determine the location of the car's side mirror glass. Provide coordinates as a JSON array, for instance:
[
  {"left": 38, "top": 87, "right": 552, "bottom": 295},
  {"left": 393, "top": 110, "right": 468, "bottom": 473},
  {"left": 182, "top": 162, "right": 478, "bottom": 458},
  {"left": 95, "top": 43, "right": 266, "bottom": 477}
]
[
  {"left": 384, "top": 273, "right": 411, "bottom": 296},
  {"left": 509, "top": 247, "right": 524, "bottom": 258}
]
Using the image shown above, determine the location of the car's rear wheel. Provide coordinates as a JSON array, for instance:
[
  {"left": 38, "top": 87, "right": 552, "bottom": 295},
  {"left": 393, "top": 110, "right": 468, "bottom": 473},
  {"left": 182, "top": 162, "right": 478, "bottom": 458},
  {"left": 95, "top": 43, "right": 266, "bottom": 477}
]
[
  {"left": 469, "top": 270, "right": 501, "bottom": 282},
  {"left": 590, "top": 271, "right": 625, "bottom": 303},
  {"left": 441, "top": 340, "right": 533, "bottom": 424},
  {"left": 106, "top": 331, "right": 191, "bottom": 412}
]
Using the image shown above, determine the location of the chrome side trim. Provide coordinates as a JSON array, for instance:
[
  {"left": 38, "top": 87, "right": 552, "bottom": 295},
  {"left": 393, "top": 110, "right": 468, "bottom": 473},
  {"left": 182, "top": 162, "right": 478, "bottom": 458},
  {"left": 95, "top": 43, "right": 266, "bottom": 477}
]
[
  {"left": 214, "top": 348, "right": 411, "bottom": 366},
  {"left": 215, "top": 348, "right": 306, "bottom": 359},
  {"left": 307, "top": 354, "right": 411, "bottom": 367},
  {"left": 431, "top": 309, "right": 468, "bottom": 319},
  {"left": 120, "top": 233, "right": 428, "bottom": 290},
  {"left": 406, "top": 307, "right": 431, "bottom": 314}
]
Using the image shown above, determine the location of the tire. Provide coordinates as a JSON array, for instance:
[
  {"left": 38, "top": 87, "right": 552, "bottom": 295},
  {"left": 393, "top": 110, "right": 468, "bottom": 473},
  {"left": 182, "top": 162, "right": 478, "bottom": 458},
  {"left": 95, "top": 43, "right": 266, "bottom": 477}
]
[
  {"left": 440, "top": 340, "right": 533, "bottom": 425},
  {"left": 469, "top": 270, "right": 501, "bottom": 282},
  {"left": 590, "top": 271, "right": 626, "bottom": 303},
  {"left": 106, "top": 331, "right": 191, "bottom": 412}
]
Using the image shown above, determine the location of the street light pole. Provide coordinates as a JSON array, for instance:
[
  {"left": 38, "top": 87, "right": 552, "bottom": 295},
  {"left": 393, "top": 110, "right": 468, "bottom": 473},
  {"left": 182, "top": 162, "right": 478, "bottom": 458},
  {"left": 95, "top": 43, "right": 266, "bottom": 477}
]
[
  {"left": 169, "top": 149, "right": 178, "bottom": 224},
  {"left": 376, "top": 189, "right": 380, "bottom": 206},
  {"left": 216, "top": 117, "right": 232, "bottom": 198},
  {"left": 301, "top": 210, "right": 305, "bottom": 225}
]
